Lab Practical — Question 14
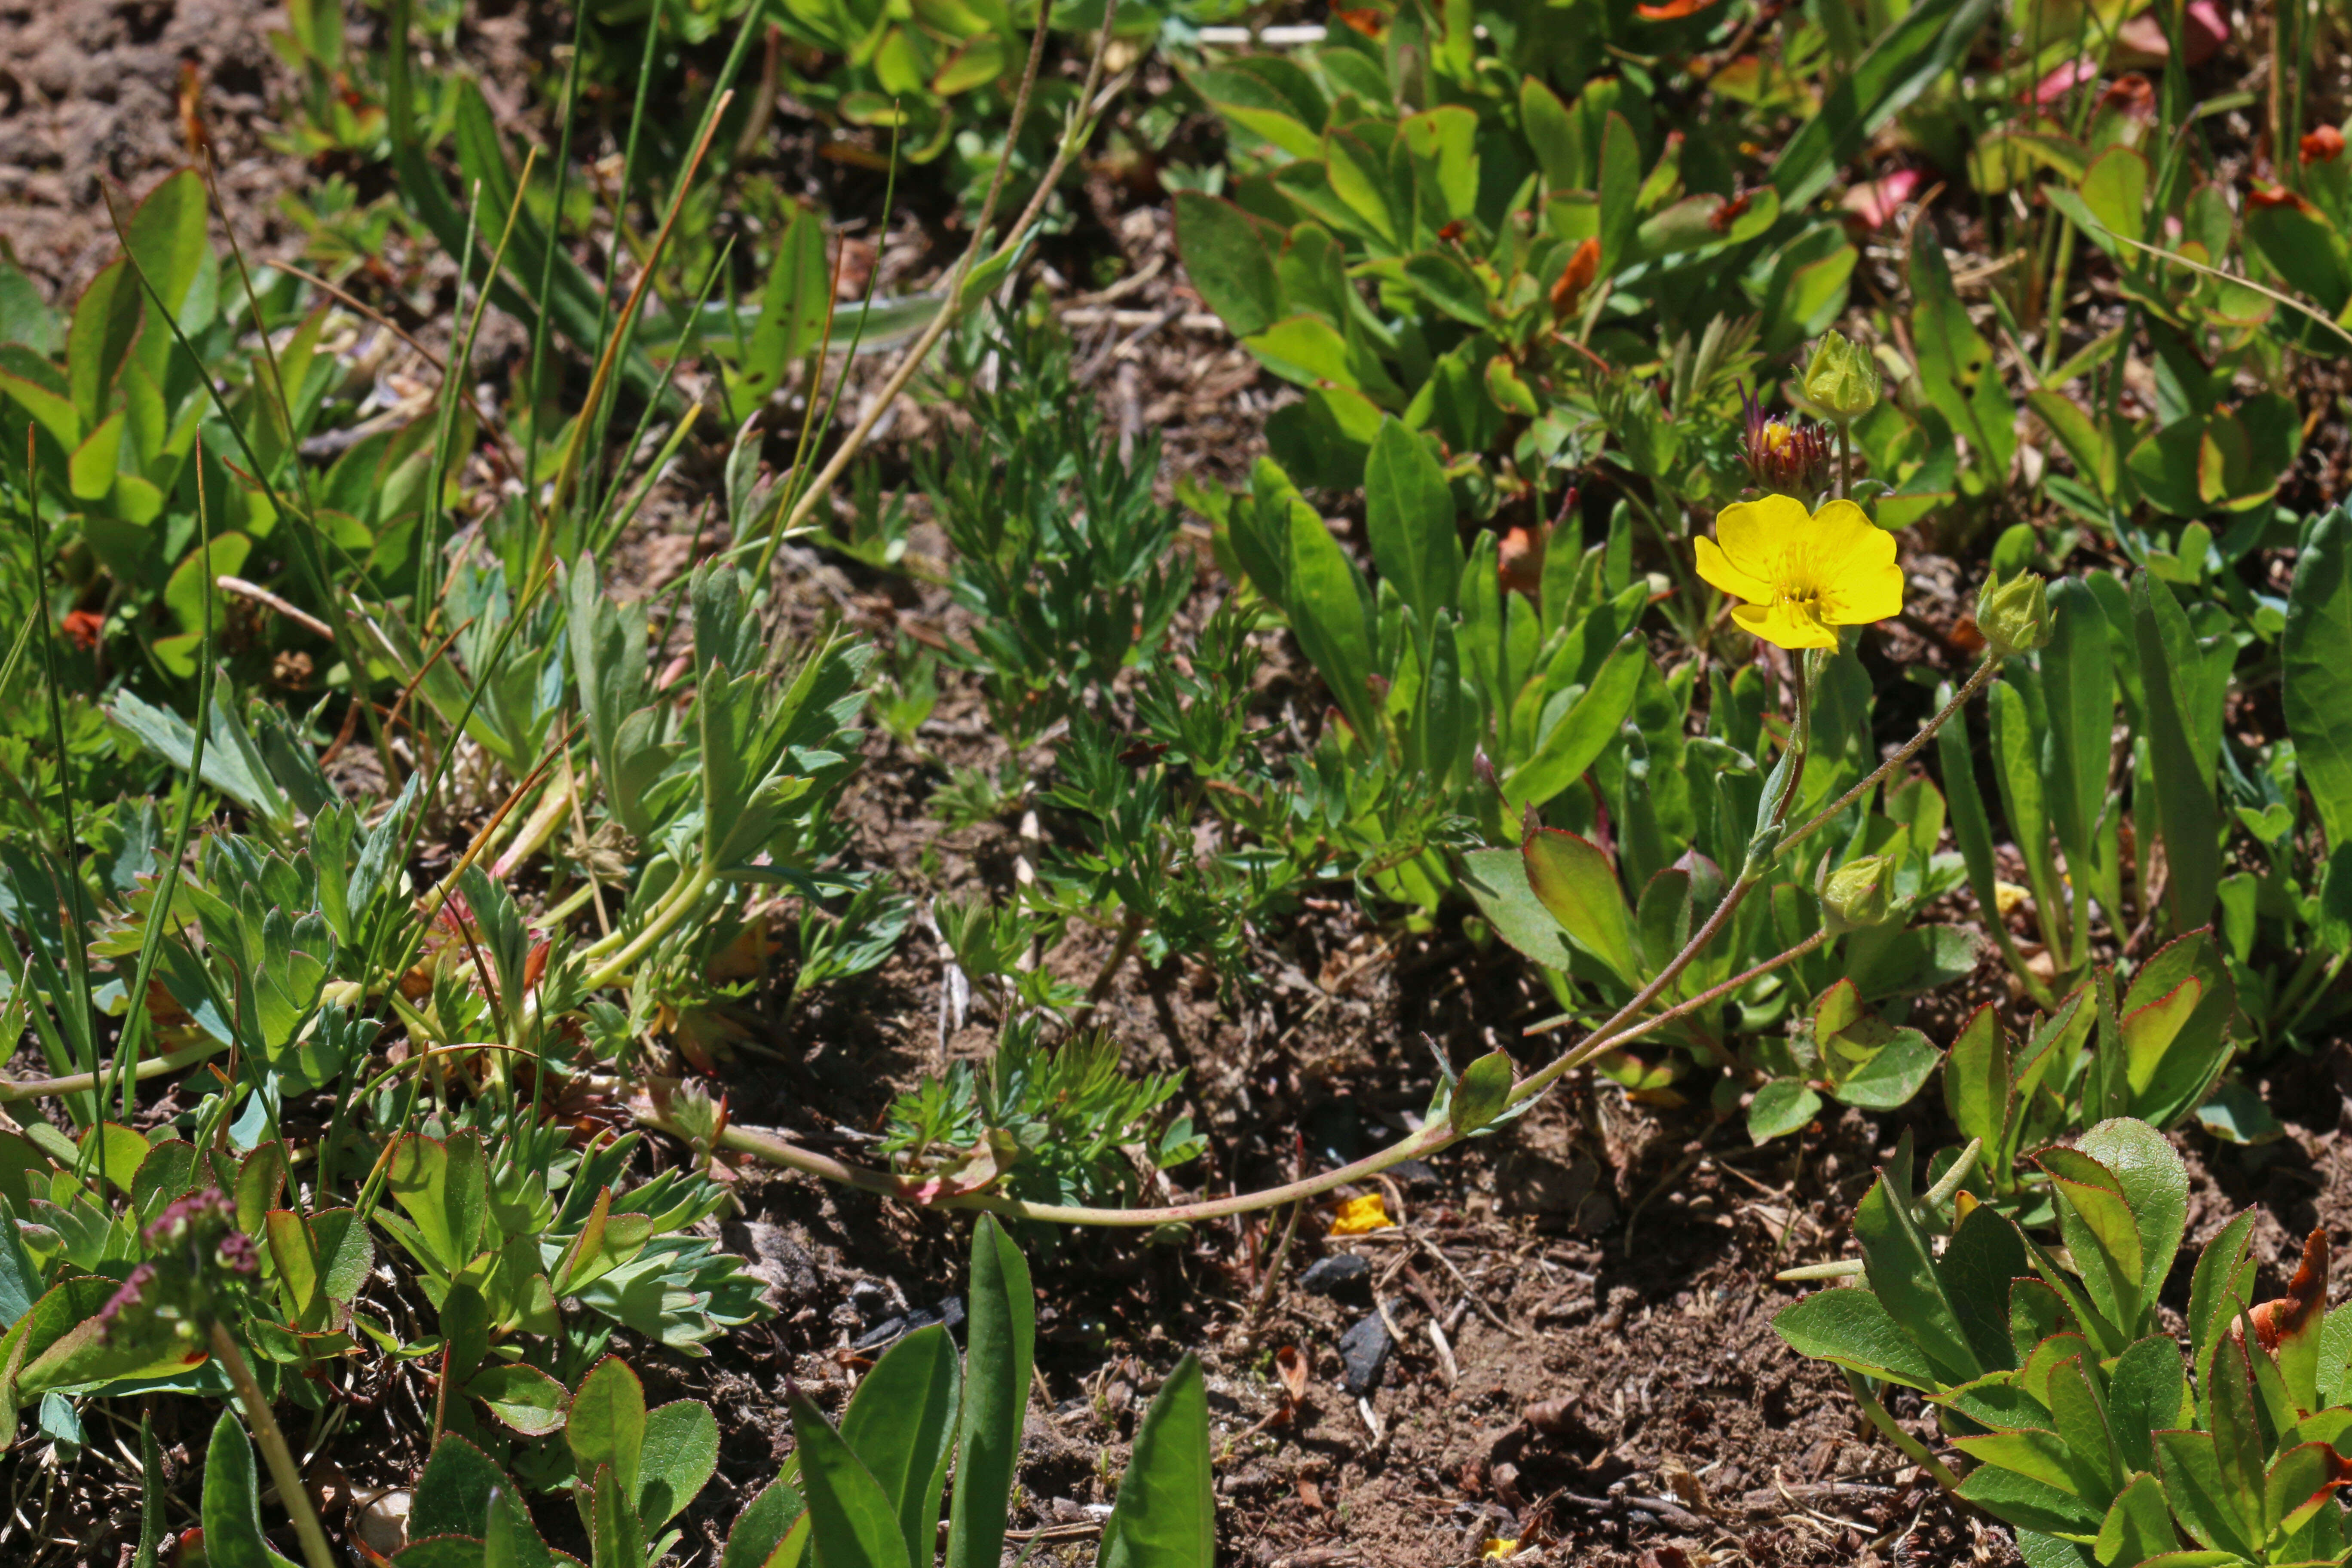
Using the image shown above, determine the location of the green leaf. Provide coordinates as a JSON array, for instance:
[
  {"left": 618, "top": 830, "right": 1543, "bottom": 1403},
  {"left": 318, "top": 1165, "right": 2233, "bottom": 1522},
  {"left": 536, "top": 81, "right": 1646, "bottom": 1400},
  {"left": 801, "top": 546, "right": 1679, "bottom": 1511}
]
[
  {"left": 198, "top": 1411, "right": 279, "bottom": 1568},
  {"left": 1955, "top": 1461, "right": 2105, "bottom": 1536},
  {"left": 1448, "top": 1050, "right": 1514, "bottom": 1136},
  {"left": 791, "top": 1391, "right": 910, "bottom": 1568},
  {"left": 1520, "top": 828, "right": 1639, "bottom": 988},
  {"left": 2079, "top": 1118, "right": 2187, "bottom": 1311},
  {"left": 1457, "top": 848, "right": 1576, "bottom": 970},
  {"left": 1939, "top": 1206, "right": 2032, "bottom": 1377},
  {"left": 945, "top": 1215, "right": 1034, "bottom": 1568},
  {"left": 1519, "top": 75, "right": 1583, "bottom": 189},
  {"left": 840, "top": 1326, "right": 958, "bottom": 1568},
  {"left": 1772, "top": 1289, "right": 1940, "bottom": 1391},
  {"left": 66, "top": 258, "right": 143, "bottom": 432},
  {"left": 2154, "top": 1430, "right": 2257, "bottom": 1557},
  {"left": 2076, "top": 148, "right": 2150, "bottom": 251},
  {"left": 1852, "top": 1165, "right": 1981, "bottom": 1384},
  {"left": 1909, "top": 219, "right": 2015, "bottom": 481},
  {"left": 2284, "top": 507, "right": 2352, "bottom": 851},
  {"left": 567, "top": 1357, "right": 647, "bottom": 1508},
  {"left": 2265, "top": 1442, "right": 2344, "bottom": 1539},
  {"left": 2092, "top": 1473, "right": 2175, "bottom": 1567},
  {"left": 2208, "top": 1333, "right": 2267, "bottom": 1534},
  {"left": 2107, "top": 1336, "right": 2191, "bottom": 1475},
  {"left": 738, "top": 203, "right": 832, "bottom": 396},
  {"left": 1828, "top": 1029, "right": 1941, "bottom": 1112},
  {"left": 2132, "top": 573, "right": 2222, "bottom": 931},
  {"left": 1097, "top": 1354, "right": 1214, "bottom": 1568},
  {"left": 414, "top": 1432, "right": 513, "bottom": 1540},
  {"left": 2043, "top": 1354, "right": 2122, "bottom": 1498},
  {"left": 1502, "top": 637, "right": 1648, "bottom": 812},
  {"left": 481, "top": 1482, "right": 563, "bottom": 1568},
  {"left": 639, "top": 1400, "right": 719, "bottom": 1529},
  {"left": 1595, "top": 113, "right": 1640, "bottom": 275},
  {"left": 1364, "top": 418, "right": 1460, "bottom": 628},
  {"left": 80, "top": 1122, "right": 150, "bottom": 1197},
  {"left": 2043, "top": 579, "right": 2116, "bottom": 885},
  {"left": 1748, "top": 1080, "right": 1823, "bottom": 1145},
  {"left": 1281, "top": 497, "right": 1379, "bottom": 740},
  {"left": 588, "top": 1462, "right": 642, "bottom": 1568},
  {"left": 387, "top": 1132, "right": 489, "bottom": 1279},
  {"left": 1943, "top": 1004, "right": 2010, "bottom": 1161},
  {"left": 721, "top": 1478, "right": 808, "bottom": 1568},
  {"left": 467, "top": 1364, "right": 571, "bottom": 1437},
  {"left": 0, "top": 256, "right": 62, "bottom": 355},
  {"left": 70, "top": 410, "right": 123, "bottom": 503},
  {"left": 2037, "top": 1147, "right": 2145, "bottom": 1335},
  {"left": 1172, "top": 193, "right": 1285, "bottom": 338}
]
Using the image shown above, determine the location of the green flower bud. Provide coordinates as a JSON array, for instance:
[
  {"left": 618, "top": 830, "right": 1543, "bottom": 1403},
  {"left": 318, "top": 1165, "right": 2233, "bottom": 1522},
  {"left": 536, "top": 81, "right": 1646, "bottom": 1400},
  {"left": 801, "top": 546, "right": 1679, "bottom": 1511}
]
[
  {"left": 1803, "top": 331, "right": 1880, "bottom": 423},
  {"left": 1975, "top": 570, "right": 2052, "bottom": 658},
  {"left": 1820, "top": 854, "right": 1897, "bottom": 932}
]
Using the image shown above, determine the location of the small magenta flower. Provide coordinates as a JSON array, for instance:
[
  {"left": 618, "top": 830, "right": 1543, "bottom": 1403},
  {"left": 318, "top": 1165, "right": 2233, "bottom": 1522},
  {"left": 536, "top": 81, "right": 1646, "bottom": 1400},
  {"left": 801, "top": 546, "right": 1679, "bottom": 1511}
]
[{"left": 103, "top": 1189, "right": 255, "bottom": 1345}]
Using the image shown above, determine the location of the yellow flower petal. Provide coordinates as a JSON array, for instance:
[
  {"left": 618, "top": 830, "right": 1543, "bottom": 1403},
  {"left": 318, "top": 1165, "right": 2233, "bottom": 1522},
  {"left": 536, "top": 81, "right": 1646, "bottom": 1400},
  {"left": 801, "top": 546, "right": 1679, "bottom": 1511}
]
[
  {"left": 1703, "top": 494, "right": 1905, "bottom": 646},
  {"left": 1329, "top": 1194, "right": 1393, "bottom": 1235},
  {"left": 1732, "top": 597, "right": 1838, "bottom": 650},
  {"left": 1822, "top": 560, "right": 1905, "bottom": 626},
  {"left": 1482, "top": 1540, "right": 1522, "bottom": 1560},
  {"left": 1713, "top": 493, "right": 1812, "bottom": 583},
  {"left": 1694, "top": 535, "right": 1772, "bottom": 604}
]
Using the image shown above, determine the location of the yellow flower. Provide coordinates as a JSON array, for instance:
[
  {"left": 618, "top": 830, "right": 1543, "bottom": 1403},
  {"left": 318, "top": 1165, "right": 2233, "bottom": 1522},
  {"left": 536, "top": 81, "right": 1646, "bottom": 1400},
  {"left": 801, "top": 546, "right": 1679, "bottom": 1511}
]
[
  {"left": 1329, "top": 1194, "right": 1394, "bottom": 1235},
  {"left": 1482, "top": 1540, "right": 1522, "bottom": 1560},
  {"left": 1694, "top": 495, "right": 1904, "bottom": 651}
]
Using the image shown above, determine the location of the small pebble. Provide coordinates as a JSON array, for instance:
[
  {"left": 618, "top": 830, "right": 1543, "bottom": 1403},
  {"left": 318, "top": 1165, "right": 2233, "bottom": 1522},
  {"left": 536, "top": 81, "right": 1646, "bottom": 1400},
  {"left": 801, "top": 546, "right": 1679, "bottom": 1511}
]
[
  {"left": 851, "top": 1297, "right": 965, "bottom": 1352},
  {"left": 1338, "top": 1312, "right": 1391, "bottom": 1397},
  {"left": 1299, "top": 1254, "right": 1371, "bottom": 1295}
]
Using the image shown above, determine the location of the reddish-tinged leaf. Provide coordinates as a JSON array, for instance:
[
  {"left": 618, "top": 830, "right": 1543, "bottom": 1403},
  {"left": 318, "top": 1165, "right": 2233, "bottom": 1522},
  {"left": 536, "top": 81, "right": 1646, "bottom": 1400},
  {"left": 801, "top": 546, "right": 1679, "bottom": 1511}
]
[
  {"left": 2248, "top": 184, "right": 2316, "bottom": 213},
  {"left": 1275, "top": 1345, "right": 1309, "bottom": 1403},
  {"left": 1549, "top": 239, "right": 1601, "bottom": 318},
  {"left": 1635, "top": 0, "right": 1719, "bottom": 18}
]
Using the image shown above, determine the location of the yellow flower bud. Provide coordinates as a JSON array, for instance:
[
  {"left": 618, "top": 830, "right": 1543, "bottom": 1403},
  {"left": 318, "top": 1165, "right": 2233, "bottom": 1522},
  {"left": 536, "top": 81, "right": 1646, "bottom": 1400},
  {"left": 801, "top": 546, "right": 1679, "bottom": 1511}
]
[
  {"left": 1821, "top": 854, "right": 1897, "bottom": 932},
  {"left": 1975, "top": 571, "right": 2052, "bottom": 658},
  {"left": 1803, "top": 330, "right": 1880, "bottom": 423}
]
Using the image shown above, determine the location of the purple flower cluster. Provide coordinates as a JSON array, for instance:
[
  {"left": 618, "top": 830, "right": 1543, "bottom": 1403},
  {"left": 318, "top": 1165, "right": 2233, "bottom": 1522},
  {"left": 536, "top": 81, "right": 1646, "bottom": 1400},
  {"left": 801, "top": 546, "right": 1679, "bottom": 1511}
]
[{"left": 98, "top": 1188, "right": 257, "bottom": 1344}]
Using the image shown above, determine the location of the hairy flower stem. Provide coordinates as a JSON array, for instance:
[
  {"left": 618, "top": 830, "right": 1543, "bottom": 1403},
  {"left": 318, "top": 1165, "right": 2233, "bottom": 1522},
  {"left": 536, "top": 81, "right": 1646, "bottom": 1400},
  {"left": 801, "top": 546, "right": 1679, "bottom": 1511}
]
[
  {"left": 639, "top": 923, "right": 1828, "bottom": 1225},
  {"left": 210, "top": 1322, "right": 337, "bottom": 1568},
  {"left": 647, "top": 646, "right": 2003, "bottom": 1230},
  {"left": 1775, "top": 652, "right": 1999, "bottom": 861}
]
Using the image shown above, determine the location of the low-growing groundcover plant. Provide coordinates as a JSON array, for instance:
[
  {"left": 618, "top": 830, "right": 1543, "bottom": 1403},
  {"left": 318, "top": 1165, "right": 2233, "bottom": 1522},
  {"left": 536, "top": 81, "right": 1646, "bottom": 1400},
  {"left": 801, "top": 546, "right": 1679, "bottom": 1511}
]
[
  {"left": 23, "top": 0, "right": 2352, "bottom": 1558},
  {"left": 1776, "top": 1119, "right": 2352, "bottom": 1568},
  {"left": 67, "top": 1210, "right": 1207, "bottom": 1568}
]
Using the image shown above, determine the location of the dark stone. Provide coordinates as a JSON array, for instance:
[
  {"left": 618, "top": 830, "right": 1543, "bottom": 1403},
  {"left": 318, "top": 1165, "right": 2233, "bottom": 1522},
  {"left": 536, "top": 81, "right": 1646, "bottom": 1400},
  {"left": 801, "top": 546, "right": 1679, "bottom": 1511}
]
[
  {"left": 1337, "top": 1312, "right": 1391, "bottom": 1397},
  {"left": 1298, "top": 1254, "right": 1371, "bottom": 1296},
  {"left": 852, "top": 1297, "right": 964, "bottom": 1352},
  {"left": 851, "top": 1316, "right": 906, "bottom": 1352}
]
